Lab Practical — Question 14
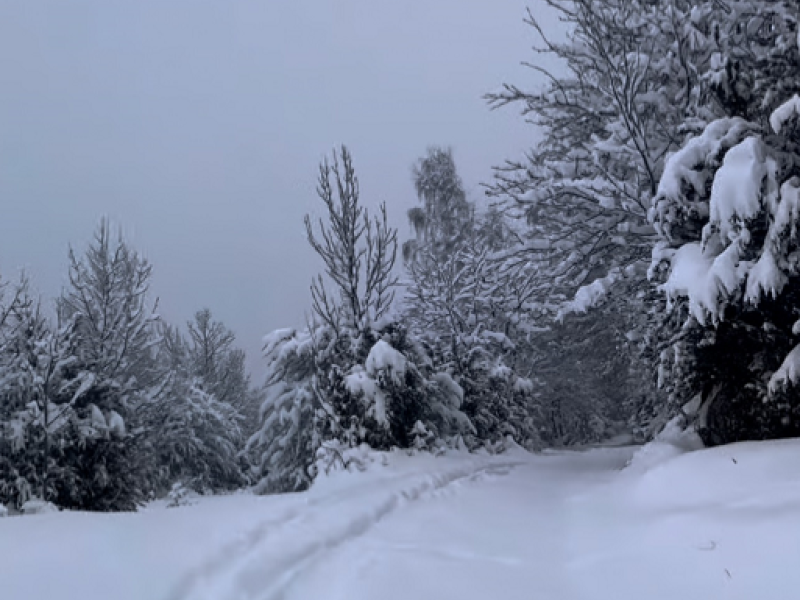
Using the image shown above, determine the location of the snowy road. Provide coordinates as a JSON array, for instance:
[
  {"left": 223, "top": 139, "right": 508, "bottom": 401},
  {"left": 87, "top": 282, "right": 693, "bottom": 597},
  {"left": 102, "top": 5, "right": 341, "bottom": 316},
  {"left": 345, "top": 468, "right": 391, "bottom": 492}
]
[
  {"left": 168, "top": 447, "right": 635, "bottom": 600},
  {"left": 277, "top": 449, "right": 635, "bottom": 600},
  {"left": 4, "top": 442, "right": 800, "bottom": 600}
]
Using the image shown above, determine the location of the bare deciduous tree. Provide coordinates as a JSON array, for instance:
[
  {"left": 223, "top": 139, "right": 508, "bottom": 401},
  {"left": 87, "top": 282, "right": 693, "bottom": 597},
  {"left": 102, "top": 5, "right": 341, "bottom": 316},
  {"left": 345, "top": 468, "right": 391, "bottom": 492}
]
[
  {"left": 304, "top": 146, "right": 398, "bottom": 334},
  {"left": 60, "top": 219, "right": 161, "bottom": 398}
]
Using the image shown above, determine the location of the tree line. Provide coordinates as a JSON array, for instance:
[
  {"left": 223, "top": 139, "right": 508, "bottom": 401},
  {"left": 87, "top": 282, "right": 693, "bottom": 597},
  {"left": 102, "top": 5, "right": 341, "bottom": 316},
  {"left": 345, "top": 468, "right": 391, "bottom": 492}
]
[
  {"left": 249, "top": 0, "right": 800, "bottom": 492},
  {"left": 0, "top": 221, "right": 262, "bottom": 510},
  {"left": 4, "top": 0, "right": 799, "bottom": 506}
]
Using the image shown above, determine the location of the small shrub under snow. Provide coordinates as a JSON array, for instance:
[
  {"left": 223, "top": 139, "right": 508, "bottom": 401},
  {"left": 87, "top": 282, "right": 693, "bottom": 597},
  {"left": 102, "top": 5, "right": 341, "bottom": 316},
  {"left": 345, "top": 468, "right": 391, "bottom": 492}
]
[
  {"left": 312, "top": 441, "right": 389, "bottom": 479},
  {"left": 167, "top": 483, "right": 195, "bottom": 508},
  {"left": 20, "top": 499, "right": 59, "bottom": 515}
]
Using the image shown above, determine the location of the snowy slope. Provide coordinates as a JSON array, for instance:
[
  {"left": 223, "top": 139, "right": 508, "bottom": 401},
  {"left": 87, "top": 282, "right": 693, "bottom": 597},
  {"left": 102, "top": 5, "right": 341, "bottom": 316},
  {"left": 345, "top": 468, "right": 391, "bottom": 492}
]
[
  {"left": 0, "top": 493, "right": 302, "bottom": 600},
  {"left": 2, "top": 441, "right": 800, "bottom": 600},
  {"left": 569, "top": 439, "right": 800, "bottom": 600}
]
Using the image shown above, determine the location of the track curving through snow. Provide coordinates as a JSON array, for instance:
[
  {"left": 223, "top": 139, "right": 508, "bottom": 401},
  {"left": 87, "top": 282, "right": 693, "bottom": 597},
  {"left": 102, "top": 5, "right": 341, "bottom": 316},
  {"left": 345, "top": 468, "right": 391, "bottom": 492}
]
[{"left": 166, "top": 457, "right": 528, "bottom": 600}]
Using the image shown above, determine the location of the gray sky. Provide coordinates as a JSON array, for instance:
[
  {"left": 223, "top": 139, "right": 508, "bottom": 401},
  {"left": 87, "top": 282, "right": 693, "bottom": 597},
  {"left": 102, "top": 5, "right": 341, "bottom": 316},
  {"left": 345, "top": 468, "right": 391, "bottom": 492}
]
[{"left": 0, "top": 0, "right": 558, "bottom": 379}]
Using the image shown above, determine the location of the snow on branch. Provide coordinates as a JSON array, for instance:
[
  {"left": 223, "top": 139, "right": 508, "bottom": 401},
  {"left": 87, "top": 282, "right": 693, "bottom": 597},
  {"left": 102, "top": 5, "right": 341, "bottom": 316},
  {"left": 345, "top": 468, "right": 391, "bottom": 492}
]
[
  {"left": 770, "top": 94, "right": 800, "bottom": 135},
  {"left": 769, "top": 344, "right": 800, "bottom": 395},
  {"left": 708, "top": 136, "right": 769, "bottom": 242}
]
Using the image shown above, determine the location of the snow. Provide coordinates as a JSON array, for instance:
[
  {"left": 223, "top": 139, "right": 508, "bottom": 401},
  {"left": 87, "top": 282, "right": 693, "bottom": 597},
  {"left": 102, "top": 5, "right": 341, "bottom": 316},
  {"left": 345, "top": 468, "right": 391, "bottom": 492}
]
[
  {"left": 656, "top": 118, "right": 752, "bottom": 211},
  {"left": 745, "top": 247, "right": 785, "bottom": 302},
  {"left": 624, "top": 416, "right": 704, "bottom": 474},
  {"left": 344, "top": 367, "right": 386, "bottom": 426},
  {"left": 661, "top": 242, "right": 717, "bottom": 322},
  {"left": 768, "top": 343, "right": 800, "bottom": 394},
  {"left": 344, "top": 340, "right": 410, "bottom": 426},
  {"left": 655, "top": 120, "right": 800, "bottom": 326},
  {"left": 708, "top": 137, "right": 766, "bottom": 242},
  {"left": 773, "top": 177, "right": 800, "bottom": 238},
  {"left": 365, "top": 339, "right": 406, "bottom": 382},
  {"left": 562, "top": 275, "right": 613, "bottom": 315},
  {"left": 4, "top": 439, "right": 800, "bottom": 600},
  {"left": 20, "top": 499, "right": 59, "bottom": 515},
  {"left": 106, "top": 409, "right": 126, "bottom": 437},
  {"left": 769, "top": 94, "right": 800, "bottom": 134},
  {"left": 89, "top": 404, "right": 106, "bottom": 430}
]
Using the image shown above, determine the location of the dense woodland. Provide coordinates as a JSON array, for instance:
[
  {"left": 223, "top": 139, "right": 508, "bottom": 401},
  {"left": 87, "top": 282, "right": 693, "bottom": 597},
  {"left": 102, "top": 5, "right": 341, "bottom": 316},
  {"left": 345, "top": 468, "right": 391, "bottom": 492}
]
[{"left": 3, "top": 0, "right": 800, "bottom": 507}]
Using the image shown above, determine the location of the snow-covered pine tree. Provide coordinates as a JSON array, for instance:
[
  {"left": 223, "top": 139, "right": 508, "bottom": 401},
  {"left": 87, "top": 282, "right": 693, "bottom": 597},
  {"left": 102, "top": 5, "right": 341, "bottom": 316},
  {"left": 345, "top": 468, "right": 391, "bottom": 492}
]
[
  {"left": 142, "top": 322, "right": 246, "bottom": 494},
  {"left": 402, "top": 149, "right": 541, "bottom": 448},
  {"left": 185, "top": 308, "right": 260, "bottom": 439},
  {"left": 649, "top": 3, "right": 800, "bottom": 444},
  {"left": 299, "top": 147, "right": 449, "bottom": 454},
  {"left": 56, "top": 220, "right": 162, "bottom": 510},
  {"left": 248, "top": 327, "right": 318, "bottom": 493},
  {"left": 145, "top": 373, "right": 246, "bottom": 494},
  {"left": 187, "top": 308, "right": 249, "bottom": 406},
  {"left": 252, "top": 147, "right": 402, "bottom": 492},
  {"left": 251, "top": 147, "right": 478, "bottom": 492},
  {"left": 329, "top": 323, "right": 474, "bottom": 451},
  {"left": 702, "top": 1, "right": 799, "bottom": 122},
  {"left": 0, "top": 282, "right": 85, "bottom": 506},
  {"left": 304, "top": 146, "right": 398, "bottom": 336}
]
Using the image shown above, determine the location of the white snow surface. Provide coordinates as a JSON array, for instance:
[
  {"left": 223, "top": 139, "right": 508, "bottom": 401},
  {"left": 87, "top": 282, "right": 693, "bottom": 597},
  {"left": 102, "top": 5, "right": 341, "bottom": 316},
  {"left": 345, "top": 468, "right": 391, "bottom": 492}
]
[
  {"left": 3, "top": 440, "right": 800, "bottom": 600},
  {"left": 20, "top": 499, "right": 59, "bottom": 515},
  {"left": 770, "top": 94, "right": 800, "bottom": 134}
]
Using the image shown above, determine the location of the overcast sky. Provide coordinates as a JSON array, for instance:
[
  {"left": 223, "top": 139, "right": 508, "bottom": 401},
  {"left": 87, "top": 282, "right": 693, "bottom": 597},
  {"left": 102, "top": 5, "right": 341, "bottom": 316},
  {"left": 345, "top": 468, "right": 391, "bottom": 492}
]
[{"left": 0, "top": 0, "right": 560, "bottom": 379}]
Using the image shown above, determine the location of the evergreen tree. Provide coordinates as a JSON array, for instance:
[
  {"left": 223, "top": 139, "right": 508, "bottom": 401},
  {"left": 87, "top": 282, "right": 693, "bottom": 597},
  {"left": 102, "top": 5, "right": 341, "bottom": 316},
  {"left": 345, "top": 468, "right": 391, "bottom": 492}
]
[
  {"left": 55, "top": 220, "right": 162, "bottom": 510},
  {"left": 251, "top": 147, "right": 476, "bottom": 493},
  {"left": 404, "top": 149, "right": 543, "bottom": 448},
  {"left": 644, "top": 0, "right": 800, "bottom": 444},
  {"left": 248, "top": 327, "right": 318, "bottom": 493}
]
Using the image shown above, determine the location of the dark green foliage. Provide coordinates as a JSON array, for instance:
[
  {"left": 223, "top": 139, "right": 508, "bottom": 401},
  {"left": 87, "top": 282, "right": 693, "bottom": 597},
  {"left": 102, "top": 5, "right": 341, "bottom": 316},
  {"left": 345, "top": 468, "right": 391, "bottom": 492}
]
[
  {"left": 646, "top": 0, "right": 800, "bottom": 443},
  {"left": 49, "top": 424, "right": 146, "bottom": 512},
  {"left": 659, "top": 283, "right": 800, "bottom": 447}
]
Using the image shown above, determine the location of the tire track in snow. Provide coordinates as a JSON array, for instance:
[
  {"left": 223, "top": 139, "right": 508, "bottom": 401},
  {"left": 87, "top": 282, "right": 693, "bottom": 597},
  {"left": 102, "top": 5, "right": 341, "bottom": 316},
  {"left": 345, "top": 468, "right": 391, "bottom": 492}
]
[
  {"left": 164, "top": 467, "right": 451, "bottom": 600},
  {"left": 166, "top": 460, "right": 522, "bottom": 600}
]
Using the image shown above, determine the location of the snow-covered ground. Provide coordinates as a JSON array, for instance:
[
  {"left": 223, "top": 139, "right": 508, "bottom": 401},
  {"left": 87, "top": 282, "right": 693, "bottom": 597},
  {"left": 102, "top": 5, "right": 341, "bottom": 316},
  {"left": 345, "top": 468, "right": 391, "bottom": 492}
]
[{"left": 2, "top": 439, "right": 800, "bottom": 600}]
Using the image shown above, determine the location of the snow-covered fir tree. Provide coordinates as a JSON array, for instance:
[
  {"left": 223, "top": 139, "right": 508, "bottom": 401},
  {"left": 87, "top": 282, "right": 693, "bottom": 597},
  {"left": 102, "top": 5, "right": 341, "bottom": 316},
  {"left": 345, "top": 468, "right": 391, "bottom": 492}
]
[
  {"left": 51, "top": 221, "right": 162, "bottom": 510},
  {"left": 1, "top": 280, "right": 66, "bottom": 507},
  {"left": 186, "top": 308, "right": 261, "bottom": 439},
  {"left": 403, "top": 149, "right": 542, "bottom": 448},
  {"left": 649, "top": 3, "right": 800, "bottom": 444},
  {"left": 144, "top": 322, "right": 247, "bottom": 494},
  {"left": 251, "top": 147, "right": 478, "bottom": 493}
]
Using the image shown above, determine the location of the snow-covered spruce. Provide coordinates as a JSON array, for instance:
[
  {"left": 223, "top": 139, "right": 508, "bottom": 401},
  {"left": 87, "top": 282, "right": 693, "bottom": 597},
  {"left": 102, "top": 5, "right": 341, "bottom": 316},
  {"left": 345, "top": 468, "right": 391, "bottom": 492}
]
[{"left": 649, "top": 92, "right": 800, "bottom": 444}]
